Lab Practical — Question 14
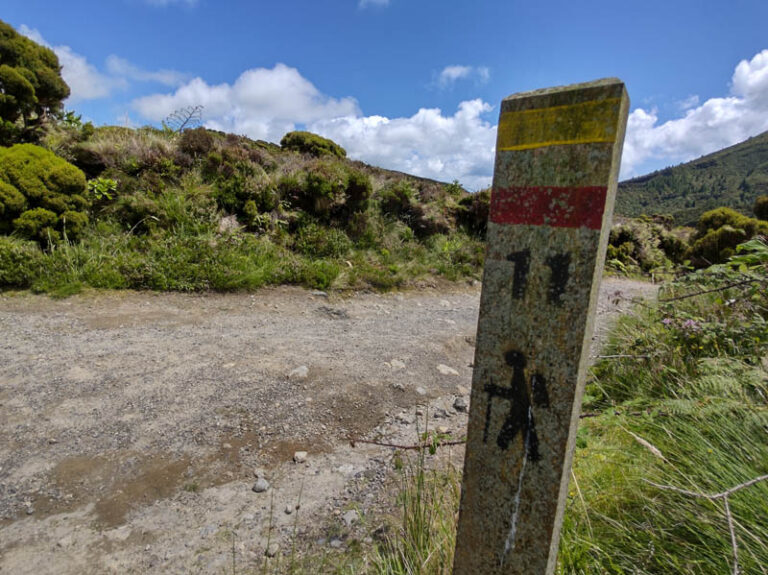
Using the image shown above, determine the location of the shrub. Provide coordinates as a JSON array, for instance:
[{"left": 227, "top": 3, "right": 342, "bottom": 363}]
[
  {"left": 0, "top": 180, "right": 26, "bottom": 230},
  {"left": 687, "top": 207, "right": 768, "bottom": 266},
  {"left": 0, "top": 144, "right": 88, "bottom": 244},
  {"left": 178, "top": 127, "right": 215, "bottom": 159},
  {"left": 280, "top": 131, "right": 346, "bottom": 158},
  {"left": 0, "top": 236, "right": 42, "bottom": 287},
  {"left": 754, "top": 195, "right": 768, "bottom": 221},
  {"left": 294, "top": 221, "right": 351, "bottom": 258},
  {"left": 345, "top": 169, "right": 372, "bottom": 213},
  {"left": 380, "top": 181, "right": 416, "bottom": 219},
  {"left": 281, "top": 159, "right": 350, "bottom": 220},
  {"left": 73, "top": 127, "right": 177, "bottom": 178},
  {"left": 607, "top": 219, "right": 684, "bottom": 272},
  {"left": 457, "top": 188, "right": 491, "bottom": 238}
]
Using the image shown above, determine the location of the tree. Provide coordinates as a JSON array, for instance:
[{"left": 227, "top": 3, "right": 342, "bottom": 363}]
[{"left": 0, "top": 20, "right": 70, "bottom": 144}]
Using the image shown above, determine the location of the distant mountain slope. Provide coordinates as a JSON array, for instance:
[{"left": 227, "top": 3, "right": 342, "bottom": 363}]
[{"left": 616, "top": 130, "right": 768, "bottom": 225}]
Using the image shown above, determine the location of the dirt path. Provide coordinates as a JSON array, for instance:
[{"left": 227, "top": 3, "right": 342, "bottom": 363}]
[{"left": 0, "top": 278, "right": 657, "bottom": 574}]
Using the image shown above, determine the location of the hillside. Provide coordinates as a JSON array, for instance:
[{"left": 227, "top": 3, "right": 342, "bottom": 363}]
[
  {"left": 0, "top": 124, "right": 489, "bottom": 295},
  {"left": 617, "top": 130, "right": 768, "bottom": 225}
]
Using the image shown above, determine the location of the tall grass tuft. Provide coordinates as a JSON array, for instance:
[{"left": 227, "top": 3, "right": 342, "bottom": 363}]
[{"left": 373, "top": 445, "right": 460, "bottom": 575}]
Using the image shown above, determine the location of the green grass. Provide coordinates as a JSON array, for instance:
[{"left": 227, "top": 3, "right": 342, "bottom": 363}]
[
  {"left": 366, "top": 240, "right": 768, "bottom": 575},
  {"left": 1, "top": 211, "right": 484, "bottom": 297},
  {"left": 372, "top": 447, "right": 460, "bottom": 575}
]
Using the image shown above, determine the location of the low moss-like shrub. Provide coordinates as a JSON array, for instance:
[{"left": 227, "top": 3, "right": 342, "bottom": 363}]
[
  {"left": 280, "top": 131, "right": 346, "bottom": 158},
  {"left": 457, "top": 188, "right": 490, "bottom": 238},
  {"left": 345, "top": 169, "right": 372, "bottom": 213},
  {"left": 380, "top": 180, "right": 416, "bottom": 219},
  {"left": 178, "top": 127, "right": 215, "bottom": 159},
  {"left": 687, "top": 207, "right": 768, "bottom": 266},
  {"left": 606, "top": 218, "right": 685, "bottom": 273},
  {"left": 0, "top": 144, "right": 89, "bottom": 244},
  {"left": 0, "top": 236, "right": 43, "bottom": 288},
  {"left": 754, "top": 194, "right": 768, "bottom": 221},
  {"left": 294, "top": 221, "right": 351, "bottom": 258}
]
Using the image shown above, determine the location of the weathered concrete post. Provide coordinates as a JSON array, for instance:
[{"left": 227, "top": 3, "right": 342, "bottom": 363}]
[{"left": 453, "top": 79, "right": 629, "bottom": 574}]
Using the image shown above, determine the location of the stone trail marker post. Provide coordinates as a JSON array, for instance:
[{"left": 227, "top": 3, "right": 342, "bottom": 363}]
[{"left": 453, "top": 78, "right": 629, "bottom": 574}]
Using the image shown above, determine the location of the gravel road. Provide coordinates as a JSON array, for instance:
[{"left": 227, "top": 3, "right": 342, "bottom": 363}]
[{"left": 0, "top": 278, "right": 657, "bottom": 574}]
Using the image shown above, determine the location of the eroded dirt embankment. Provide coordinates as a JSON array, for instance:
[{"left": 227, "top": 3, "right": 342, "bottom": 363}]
[{"left": 0, "top": 278, "right": 657, "bottom": 574}]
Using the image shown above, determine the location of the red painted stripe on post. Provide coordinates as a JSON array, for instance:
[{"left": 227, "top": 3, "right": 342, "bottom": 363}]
[{"left": 489, "top": 185, "right": 607, "bottom": 229}]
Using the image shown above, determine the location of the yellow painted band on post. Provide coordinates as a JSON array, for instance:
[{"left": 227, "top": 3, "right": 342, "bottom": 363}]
[{"left": 497, "top": 98, "right": 622, "bottom": 151}]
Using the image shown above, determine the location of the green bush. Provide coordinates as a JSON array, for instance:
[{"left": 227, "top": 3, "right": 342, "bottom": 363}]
[
  {"left": 177, "top": 127, "right": 215, "bottom": 159},
  {"left": 457, "top": 188, "right": 490, "bottom": 238},
  {"left": 754, "top": 194, "right": 768, "bottom": 221},
  {"left": 345, "top": 168, "right": 372, "bottom": 213},
  {"left": 607, "top": 219, "right": 683, "bottom": 272},
  {"left": 687, "top": 207, "right": 768, "bottom": 266},
  {"left": 0, "top": 144, "right": 88, "bottom": 244},
  {"left": 380, "top": 180, "right": 416, "bottom": 219},
  {"left": 280, "top": 159, "right": 351, "bottom": 220},
  {"left": 0, "top": 236, "right": 42, "bottom": 287},
  {"left": 280, "top": 131, "right": 346, "bottom": 158},
  {"left": 294, "top": 221, "right": 351, "bottom": 258}
]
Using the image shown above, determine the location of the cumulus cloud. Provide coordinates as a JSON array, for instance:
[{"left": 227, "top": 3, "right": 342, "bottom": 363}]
[
  {"left": 133, "top": 65, "right": 496, "bottom": 188},
  {"left": 132, "top": 64, "right": 360, "bottom": 142},
  {"left": 19, "top": 25, "right": 123, "bottom": 100},
  {"left": 437, "top": 65, "right": 490, "bottom": 88},
  {"left": 106, "top": 56, "right": 187, "bottom": 87},
  {"left": 311, "top": 99, "right": 497, "bottom": 190},
  {"left": 621, "top": 49, "right": 768, "bottom": 178},
  {"left": 131, "top": 48, "right": 768, "bottom": 188},
  {"left": 18, "top": 25, "right": 187, "bottom": 102}
]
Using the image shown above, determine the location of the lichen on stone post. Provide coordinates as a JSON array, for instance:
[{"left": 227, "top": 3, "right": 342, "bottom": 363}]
[{"left": 453, "top": 78, "right": 629, "bottom": 575}]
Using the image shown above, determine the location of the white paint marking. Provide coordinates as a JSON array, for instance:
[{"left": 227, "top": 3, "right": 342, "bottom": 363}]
[{"left": 501, "top": 405, "right": 535, "bottom": 564}]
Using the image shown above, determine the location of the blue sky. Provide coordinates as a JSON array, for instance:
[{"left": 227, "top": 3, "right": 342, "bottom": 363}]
[{"left": 4, "top": 0, "right": 768, "bottom": 189}]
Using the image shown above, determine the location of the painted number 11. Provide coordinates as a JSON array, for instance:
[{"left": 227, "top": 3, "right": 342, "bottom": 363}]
[{"left": 506, "top": 249, "right": 571, "bottom": 305}]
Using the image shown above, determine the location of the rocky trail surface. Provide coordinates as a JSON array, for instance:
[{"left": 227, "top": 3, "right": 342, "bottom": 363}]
[{"left": 0, "top": 278, "right": 657, "bottom": 574}]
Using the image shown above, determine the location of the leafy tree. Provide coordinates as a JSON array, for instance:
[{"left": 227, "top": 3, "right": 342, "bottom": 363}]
[
  {"left": 0, "top": 20, "right": 70, "bottom": 144},
  {"left": 0, "top": 144, "right": 88, "bottom": 244}
]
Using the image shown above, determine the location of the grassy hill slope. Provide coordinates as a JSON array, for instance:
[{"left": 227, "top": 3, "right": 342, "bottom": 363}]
[
  {"left": 0, "top": 124, "right": 490, "bottom": 295},
  {"left": 617, "top": 130, "right": 768, "bottom": 225}
]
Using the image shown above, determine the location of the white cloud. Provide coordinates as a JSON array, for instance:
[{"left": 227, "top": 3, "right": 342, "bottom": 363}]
[
  {"left": 311, "top": 99, "right": 497, "bottom": 190},
  {"left": 133, "top": 65, "right": 496, "bottom": 188},
  {"left": 677, "top": 94, "right": 699, "bottom": 110},
  {"left": 106, "top": 56, "right": 187, "bottom": 87},
  {"left": 359, "top": 0, "right": 390, "bottom": 7},
  {"left": 19, "top": 25, "right": 123, "bottom": 101},
  {"left": 132, "top": 64, "right": 360, "bottom": 142},
  {"left": 621, "top": 49, "right": 768, "bottom": 178},
  {"left": 18, "top": 26, "right": 189, "bottom": 103},
  {"left": 437, "top": 65, "right": 490, "bottom": 88}
]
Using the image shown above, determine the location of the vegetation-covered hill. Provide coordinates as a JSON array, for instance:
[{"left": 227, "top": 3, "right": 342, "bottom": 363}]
[
  {"left": 0, "top": 120, "right": 490, "bottom": 295},
  {"left": 617, "top": 130, "right": 768, "bottom": 225}
]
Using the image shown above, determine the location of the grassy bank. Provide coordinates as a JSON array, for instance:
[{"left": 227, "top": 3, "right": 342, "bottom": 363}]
[
  {"left": 0, "top": 127, "right": 488, "bottom": 297},
  {"left": 373, "top": 238, "right": 768, "bottom": 575}
]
